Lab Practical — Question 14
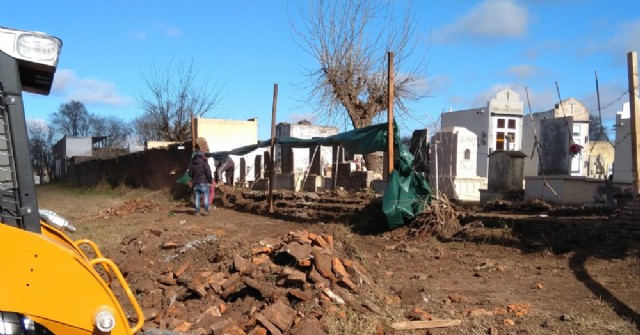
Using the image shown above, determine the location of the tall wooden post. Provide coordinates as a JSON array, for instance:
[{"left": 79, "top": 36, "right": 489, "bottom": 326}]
[
  {"left": 387, "top": 51, "right": 395, "bottom": 177},
  {"left": 628, "top": 52, "right": 640, "bottom": 195},
  {"left": 191, "top": 112, "right": 195, "bottom": 148},
  {"left": 268, "top": 84, "right": 278, "bottom": 212}
]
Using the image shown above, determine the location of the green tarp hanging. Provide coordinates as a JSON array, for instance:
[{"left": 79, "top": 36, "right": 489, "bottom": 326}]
[{"left": 178, "top": 121, "right": 431, "bottom": 229}]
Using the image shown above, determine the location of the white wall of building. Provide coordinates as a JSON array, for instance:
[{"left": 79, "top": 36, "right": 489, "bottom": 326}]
[
  {"left": 195, "top": 117, "right": 260, "bottom": 184},
  {"left": 276, "top": 122, "right": 338, "bottom": 173},
  {"left": 441, "top": 89, "right": 524, "bottom": 178},
  {"left": 431, "top": 127, "right": 486, "bottom": 201},
  {"left": 65, "top": 137, "right": 93, "bottom": 157}
]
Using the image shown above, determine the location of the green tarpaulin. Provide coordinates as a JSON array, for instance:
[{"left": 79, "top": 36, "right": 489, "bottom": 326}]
[{"left": 178, "top": 121, "right": 431, "bottom": 229}]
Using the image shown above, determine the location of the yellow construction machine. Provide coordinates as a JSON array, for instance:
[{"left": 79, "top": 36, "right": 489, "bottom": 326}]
[{"left": 0, "top": 26, "right": 144, "bottom": 335}]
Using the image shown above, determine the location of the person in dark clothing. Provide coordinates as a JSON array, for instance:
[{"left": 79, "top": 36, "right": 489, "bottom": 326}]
[
  {"left": 188, "top": 144, "right": 213, "bottom": 215},
  {"left": 215, "top": 156, "right": 235, "bottom": 186}
]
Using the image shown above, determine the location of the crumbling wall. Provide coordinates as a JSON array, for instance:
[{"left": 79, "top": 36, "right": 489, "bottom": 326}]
[{"left": 73, "top": 142, "right": 192, "bottom": 190}]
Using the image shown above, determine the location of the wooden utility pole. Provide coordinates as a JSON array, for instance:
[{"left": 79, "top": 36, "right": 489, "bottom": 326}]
[
  {"left": 387, "top": 51, "right": 395, "bottom": 177},
  {"left": 268, "top": 84, "right": 278, "bottom": 213},
  {"left": 191, "top": 112, "right": 195, "bottom": 148},
  {"left": 628, "top": 52, "right": 640, "bottom": 195}
]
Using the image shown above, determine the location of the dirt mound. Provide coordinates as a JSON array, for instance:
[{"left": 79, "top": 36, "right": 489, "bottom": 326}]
[
  {"left": 115, "top": 227, "right": 379, "bottom": 335},
  {"left": 214, "top": 186, "right": 385, "bottom": 228},
  {"left": 100, "top": 198, "right": 164, "bottom": 217}
]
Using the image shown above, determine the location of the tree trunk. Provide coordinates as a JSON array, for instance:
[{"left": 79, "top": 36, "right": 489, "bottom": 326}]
[{"left": 364, "top": 153, "right": 383, "bottom": 174}]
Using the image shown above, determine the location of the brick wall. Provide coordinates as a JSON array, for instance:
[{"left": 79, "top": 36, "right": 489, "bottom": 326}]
[{"left": 72, "top": 142, "right": 192, "bottom": 190}]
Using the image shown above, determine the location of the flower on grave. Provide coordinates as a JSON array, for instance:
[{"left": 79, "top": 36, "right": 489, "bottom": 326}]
[{"left": 569, "top": 143, "right": 582, "bottom": 156}]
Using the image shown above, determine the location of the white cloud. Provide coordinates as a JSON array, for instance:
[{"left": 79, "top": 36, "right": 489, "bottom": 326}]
[
  {"left": 155, "top": 23, "right": 182, "bottom": 38},
  {"left": 51, "top": 69, "right": 132, "bottom": 106},
  {"left": 606, "top": 19, "right": 640, "bottom": 56},
  {"left": 25, "top": 118, "right": 50, "bottom": 129},
  {"left": 505, "top": 64, "right": 544, "bottom": 80},
  {"left": 287, "top": 112, "right": 315, "bottom": 124},
  {"left": 129, "top": 30, "right": 147, "bottom": 41},
  {"left": 434, "top": 0, "right": 528, "bottom": 43}
]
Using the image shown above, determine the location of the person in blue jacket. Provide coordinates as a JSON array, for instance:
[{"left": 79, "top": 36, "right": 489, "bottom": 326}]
[{"left": 188, "top": 144, "right": 213, "bottom": 215}]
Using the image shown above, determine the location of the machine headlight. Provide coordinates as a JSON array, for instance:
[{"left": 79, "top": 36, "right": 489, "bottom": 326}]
[
  {"left": 94, "top": 310, "right": 116, "bottom": 333},
  {"left": 21, "top": 317, "right": 34, "bottom": 332},
  {"left": 16, "top": 33, "right": 60, "bottom": 63},
  {"left": 0, "top": 312, "right": 21, "bottom": 335},
  {"left": 0, "top": 26, "right": 61, "bottom": 68}
]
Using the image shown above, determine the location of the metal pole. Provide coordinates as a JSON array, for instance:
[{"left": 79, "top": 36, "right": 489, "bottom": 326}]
[
  {"left": 434, "top": 139, "right": 439, "bottom": 196},
  {"left": 333, "top": 146, "right": 340, "bottom": 190},
  {"left": 387, "top": 51, "right": 395, "bottom": 177},
  {"left": 268, "top": 84, "right": 278, "bottom": 213},
  {"left": 628, "top": 52, "right": 640, "bottom": 195}
]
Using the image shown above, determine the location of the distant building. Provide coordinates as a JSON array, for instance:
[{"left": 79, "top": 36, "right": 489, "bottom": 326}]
[
  {"left": 430, "top": 126, "right": 486, "bottom": 201},
  {"left": 275, "top": 120, "right": 339, "bottom": 174},
  {"left": 194, "top": 117, "right": 260, "bottom": 186},
  {"left": 145, "top": 141, "right": 180, "bottom": 150},
  {"left": 521, "top": 98, "right": 590, "bottom": 177},
  {"left": 441, "top": 89, "right": 525, "bottom": 178},
  {"left": 52, "top": 136, "right": 111, "bottom": 180}
]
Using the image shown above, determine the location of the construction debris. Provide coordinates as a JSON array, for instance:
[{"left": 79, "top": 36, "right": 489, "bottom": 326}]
[{"left": 118, "top": 229, "right": 373, "bottom": 335}]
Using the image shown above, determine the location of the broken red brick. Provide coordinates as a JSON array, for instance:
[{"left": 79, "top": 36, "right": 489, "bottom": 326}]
[
  {"left": 298, "top": 259, "right": 312, "bottom": 267},
  {"left": 160, "top": 241, "right": 180, "bottom": 249},
  {"left": 247, "top": 326, "right": 268, "bottom": 335},
  {"left": 261, "top": 300, "right": 297, "bottom": 332},
  {"left": 196, "top": 306, "right": 222, "bottom": 323},
  {"left": 341, "top": 258, "right": 353, "bottom": 268},
  {"left": 332, "top": 257, "right": 349, "bottom": 279},
  {"left": 288, "top": 288, "right": 314, "bottom": 301},
  {"left": 322, "top": 234, "right": 334, "bottom": 249},
  {"left": 309, "top": 233, "right": 329, "bottom": 248},
  {"left": 288, "top": 230, "right": 312, "bottom": 244},
  {"left": 408, "top": 307, "right": 433, "bottom": 321},
  {"left": 281, "top": 242, "right": 313, "bottom": 262},
  {"left": 174, "top": 261, "right": 191, "bottom": 278},
  {"left": 187, "top": 275, "right": 208, "bottom": 298},
  {"left": 252, "top": 254, "right": 270, "bottom": 266},
  {"left": 233, "top": 255, "right": 252, "bottom": 274},
  {"left": 172, "top": 321, "right": 192, "bottom": 332},
  {"left": 281, "top": 267, "right": 307, "bottom": 285},
  {"left": 312, "top": 250, "right": 336, "bottom": 282},
  {"left": 251, "top": 245, "right": 272, "bottom": 255},
  {"left": 308, "top": 265, "right": 331, "bottom": 287},
  {"left": 255, "top": 313, "right": 283, "bottom": 335},
  {"left": 222, "top": 273, "right": 242, "bottom": 290}
]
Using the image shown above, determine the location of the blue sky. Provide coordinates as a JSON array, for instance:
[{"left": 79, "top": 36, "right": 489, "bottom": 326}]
[{"left": 7, "top": 0, "right": 640, "bottom": 140}]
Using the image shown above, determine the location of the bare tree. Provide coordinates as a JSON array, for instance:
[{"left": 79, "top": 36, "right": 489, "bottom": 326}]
[
  {"left": 90, "top": 114, "right": 132, "bottom": 148},
  {"left": 27, "top": 119, "right": 55, "bottom": 184},
  {"left": 135, "top": 59, "right": 222, "bottom": 142},
  {"left": 292, "top": 0, "right": 429, "bottom": 171},
  {"left": 50, "top": 100, "right": 91, "bottom": 137}
]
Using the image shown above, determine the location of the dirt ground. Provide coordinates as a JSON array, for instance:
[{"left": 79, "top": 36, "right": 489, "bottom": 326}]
[{"left": 36, "top": 183, "right": 640, "bottom": 335}]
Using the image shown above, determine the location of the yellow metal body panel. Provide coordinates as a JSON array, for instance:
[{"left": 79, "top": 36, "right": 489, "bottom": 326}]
[{"left": 0, "top": 223, "right": 140, "bottom": 335}]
